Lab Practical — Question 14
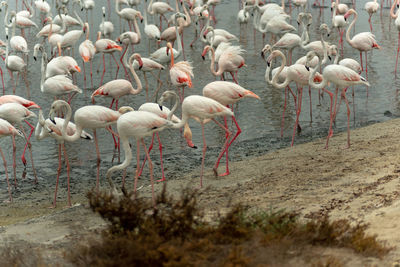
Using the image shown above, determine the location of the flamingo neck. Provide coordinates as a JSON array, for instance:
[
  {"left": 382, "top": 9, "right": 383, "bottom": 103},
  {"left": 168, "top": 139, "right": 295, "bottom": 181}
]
[
  {"left": 115, "top": 0, "right": 122, "bottom": 15},
  {"left": 148, "top": 0, "right": 155, "bottom": 14},
  {"left": 133, "top": 16, "right": 141, "bottom": 40},
  {"left": 271, "top": 51, "right": 290, "bottom": 89},
  {"left": 144, "top": 1, "right": 149, "bottom": 26},
  {"left": 40, "top": 51, "right": 47, "bottom": 92},
  {"left": 308, "top": 54, "right": 327, "bottom": 89},
  {"left": 167, "top": 91, "right": 179, "bottom": 121},
  {"left": 345, "top": 12, "right": 357, "bottom": 47},
  {"left": 106, "top": 136, "right": 132, "bottom": 188},
  {"left": 129, "top": 58, "right": 143, "bottom": 94},
  {"left": 207, "top": 46, "right": 222, "bottom": 77}
]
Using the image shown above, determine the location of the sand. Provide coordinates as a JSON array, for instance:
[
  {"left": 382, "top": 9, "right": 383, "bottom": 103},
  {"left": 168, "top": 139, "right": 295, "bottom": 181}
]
[{"left": 1, "top": 118, "right": 400, "bottom": 266}]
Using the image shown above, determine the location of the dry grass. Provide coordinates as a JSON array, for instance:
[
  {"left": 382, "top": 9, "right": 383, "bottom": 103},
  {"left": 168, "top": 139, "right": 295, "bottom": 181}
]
[{"left": 66, "top": 186, "right": 392, "bottom": 266}]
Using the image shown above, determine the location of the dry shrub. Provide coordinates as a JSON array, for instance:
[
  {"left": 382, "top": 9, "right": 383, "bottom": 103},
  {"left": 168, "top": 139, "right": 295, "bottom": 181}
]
[
  {"left": 0, "top": 242, "right": 45, "bottom": 267},
  {"left": 68, "top": 186, "right": 392, "bottom": 266}
]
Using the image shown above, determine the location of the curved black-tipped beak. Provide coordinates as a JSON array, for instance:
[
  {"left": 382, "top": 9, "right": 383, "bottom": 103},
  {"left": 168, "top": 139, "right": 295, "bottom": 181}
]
[
  {"left": 81, "top": 7, "right": 83, "bottom": 11},
  {"left": 344, "top": 17, "right": 347, "bottom": 21},
  {"left": 139, "top": 64, "right": 142, "bottom": 70},
  {"left": 261, "top": 51, "right": 264, "bottom": 58},
  {"left": 191, "top": 145, "right": 197, "bottom": 149},
  {"left": 327, "top": 33, "right": 330, "bottom": 37},
  {"left": 158, "top": 104, "right": 163, "bottom": 111},
  {"left": 328, "top": 56, "right": 332, "bottom": 61},
  {"left": 267, "top": 61, "right": 270, "bottom": 67},
  {"left": 34, "top": 56, "right": 37, "bottom": 61},
  {"left": 305, "top": 66, "right": 310, "bottom": 71},
  {"left": 297, "top": 21, "right": 300, "bottom": 25},
  {"left": 330, "top": 7, "right": 333, "bottom": 11},
  {"left": 202, "top": 55, "right": 205, "bottom": 60},
  {"left": 141, "top": 18, "right": 143, "bottom": 23},
  {"left": 50, "top": 117, "right": 56, "bottom": 125}
]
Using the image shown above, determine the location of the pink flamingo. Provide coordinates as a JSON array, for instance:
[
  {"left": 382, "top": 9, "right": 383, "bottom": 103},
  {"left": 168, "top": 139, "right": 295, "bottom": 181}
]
[
  {"left": 344, "top": 9, "right": 381, "bottom": 76},
  {"left": 116, "top": 29, "right": 141, "bottom": 81},
  {"left": 35, "top": 109, "right": 93, "bottom": 208},
  {"left": 91, "top": 54, "right": 143, "bottom": 110},
  {"left": 307, "top": 50, "right": 370, "bottom": 149},
  {"left": 79, "top": 23, "right": 96, "bottom": 89},
  {"left": 95, "top": 31, "right": 123, "bottom": 87},
  {"left": 201, "top": 44, "right": 245, "bottom": 84},
  {"left": 158, "top": 90, "right": 233, "bottom": 188},
  {"left": 147, "top": 0, "right": 174, "bottom": 31},
  {"left": 47, "top": 100, "right": 134, "bottom": 196},
  {"left": 136, "top": 102, "right": 196, "bottom": 183},
  {"left": 0, "top": 118, "right": 23, "bottom": 202},
  {"left": 0, "top": 103, "right": 37, "bottom": 185},
  {"left": 202, "top": 81, "right": 260, "bottom": 176},
  {"left": 115, "top": 0, "right": 143, "bottom": 32},
  {"left": 365, "top": 0, "right": 379, "bottom": 31},
  {"left": 390, "top": 0, "right": 400, "bottom": 74},
  {"left": 167, "top": 42, "right": 193, "bottom": 102},
  {"left": 0, "top": 95, "right": 39, "bottom": 169},
  {"left": 132, "top": 57, "right": 165, "bottom": 101}
]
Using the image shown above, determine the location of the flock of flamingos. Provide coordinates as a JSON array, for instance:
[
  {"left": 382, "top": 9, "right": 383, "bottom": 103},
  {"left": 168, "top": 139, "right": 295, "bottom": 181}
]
[{"left": 0, "top": 0, "right": 392, "bottom": 207}]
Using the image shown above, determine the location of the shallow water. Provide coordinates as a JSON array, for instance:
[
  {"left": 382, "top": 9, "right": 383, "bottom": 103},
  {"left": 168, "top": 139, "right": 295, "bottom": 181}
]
[{"left": 0, "top": 0, "right": 398, "bottom": 203}]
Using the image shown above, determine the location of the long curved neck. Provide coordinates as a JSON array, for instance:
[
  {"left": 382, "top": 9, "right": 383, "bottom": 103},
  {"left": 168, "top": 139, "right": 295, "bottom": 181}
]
[
  {"left": 106, "top": 136, "right": 132, "bottom": 188},
  {"left": 129, "top": 60, "right": 143, "bottom": 94},
  {"left": 208, "top": 47, "right": 222, "bottom": 76},
  {"left": 4, "top": 4, "right": 12, "bottom": 28},
  {"left": 148, "top": 0, "right": 155, "bottom": 14},
  {"left": 167, "top": 92, "right": 180, "bottom": 121},
  {"left": 12, "top": 16, "right": 16, "bottom": 38},
  {"left": 175, "top": 20, "right": 183, "bottom": 57},
  {"left": 133, "top": 16, "right": 141, "bottom": 40},
  {"left": 86, "top": 23, "right": 90, "bottom": 40},
  {"left": 60, "top": 103, "right": 82, "bottom": 142},
  {"left": 321, "top": 31, "right": 329, "bottom": 66},
  {"left": 144, "top": 1, "right": 149, "bottom": 26},
  {"left": 23, "top": 0, "right": 35, "bottom": 18},
  {"left": 40, "top": 51, "right": 47, "bottom": 92},
  {"left": 333, "top": 50, "right": 339, "bottom": 64},
  {"left": 271, "top": 51, "right": 290, "bottom": 89},
  {"left": 200, "top": 14, "right": 210, "bottom": 42},
  {"left": 391, "top": 0, "right": 398, "bottom": 18},
  {"left": 73, "top": 2, "right": 84, "bottom": 26},
  {"left": 346, "top": 12, "right": 356, "bottom": 46},
  {"left": 181, "top": 2, "right": 191, "bottom": 27},
  {"left": 115, "top": 0, "right": 122, "bottom": 15}
]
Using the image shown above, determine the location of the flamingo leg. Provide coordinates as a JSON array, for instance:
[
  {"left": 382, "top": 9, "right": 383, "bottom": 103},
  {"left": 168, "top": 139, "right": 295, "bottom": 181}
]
[
  {"left": 200, "top": 122, "right": 206, "bottom": 188},
  {"left": 0, "top": 67, "right": 5, "bottom": 95},
  {"left": 119, "top": 46, "right": 131, "bottom": 82},
  {"left": 230, "top": 72, "right": 238, "bottom": 84},
  {"left": 325, "top": 88, "right": 338, "bottom": 149},
  {"left": 342, "top": 90, "right": 351, "bottom": 148},
  {"left": 144, "top": 72, "right": 149, "bottom": 102},
  {"left": 281, "top": 86, "right": 288, "bottom": 138},
  {"left": 134, "top": 139, "right": 141, "bottom": 200},
  {"left": 365, "top": 52, "right": 368, "bottom": 80},
  {"left": 62, "top": 143, "right": 71, "bottom": 207},
  {"left": 359, "top": 52, "right": 363, "bottom": 71},
  {"left": 11, "top": 136, "right": 17, "bottom": 187},
  {"left": 100, "top": 54, "right": 106, "bottom": 87},
  {"left": 138, "top": 133, "right": 154, "bottom": 178},
  {"left": 155, "top": 133, "right": 166, "bottom": 182},
  {"left": 0, "top": 146, "right": 12, "bottom": 202},
  {"left": 309, "top": 86, "right": 312, "bottom": 123},
  {"left": 21, "top": 120, "right": 34, "bottom": 166},
  {"left": 51, "top": 144, "right": 62, "bottom": 208},
  {"left": 141, "top": 139, "right": 156, "bottom": 206},
  {"left": 20, "top": 123, "right": 37, "bottom": 183},
  {"left": 83, "top": 60, "right": 87, "bottom": 90},
  {"left": 212, "top": 118, "right": 232, "bottom": 177},
  {"left": 291, "top": 86, "right": 303, "bottom": 147},
  {"left": 111, "top": 53, "right": 120, "bottom": 79},
  {"left": 93, "top": 129, "right": 101, "bottom": 192},
  {"left": 90, "top": 60, "right": 93, "bottom": 89},
  {"left": 396, "top": 32, "right": 400, "bottom": 74}
]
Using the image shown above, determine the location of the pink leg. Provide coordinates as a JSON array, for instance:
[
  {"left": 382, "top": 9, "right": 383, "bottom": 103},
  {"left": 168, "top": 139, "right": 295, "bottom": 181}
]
[
  {"left": 21, "top": 120, "right": 34, "bottom": 166},
  {"left": 309, "top": 86, "right": 312, "bottom": 122},
  {"left": 342, "top": 90, "right": 351, "bottom": 148},
  {"left": 107, "top": 125, "right": 118, "bottom": 149},
  {"left": 359, "top": 52, "right": 363, "bottom": 71},
  {"left": 365, "top": 52, "right": 368, "bottom": 80},
  {"left": 396, "top": 32, "right": 400, "bottom": 74},
  {"left": 138, "top": 133, "right": 155, "bottom": 178},
  {"left": 181, "top": 32, "right": 186, "bottom": 60},
  {"left": 90, "top": 60, "right": 93, "bottom": 88},
  {"left": 199, "top": 123, "right": 207, "bottom": 188},
  {"left": 111, "top": 53, "right": 120, "bottom": 79},
  {"left": 62, "top": 143, "right": 72, "bottom": 207},
  {"left": 155, "top": 133, "right": 166, "bottom": 182},
  {"left": 100, "top": 54, "right": 106, "bottom": 87},
  {"left": 20, "top": 124, "right": 37, "bottom": 183},
  {"left": 12, "top": 136, "right": 17, "bottom": 187},
  {"left": 369, "top": 14, "right": 373, "bottom": 32},
  {"left": 291, "top": 87, "right": 303, "bottom": 147},
  {"left": 109, "top": 98, "right": 115, "bottom": 109},
  {"left": 0, "top": 147, "right": 12, "bottom": 202},
  {"left": 119, "top": 46, "right": 131, "bottom": 82},
  {"left": 325, "top": 88, "right": 338, "bottom": 149},
  {"left": 0, "top": 67, "right": 5, "bottom": 95},
  {"left": 82, "top": 60, "right": 87, "bottom": 90},
  {"left": 51, "top": 144, "right": 62, "bottom": 208},
  {"left": 93, "top": 129, "right": 101, "bottom": 192},
  {"left": 281, "top": 86, "right": 288, "bottom": 137},
  {"left": 144, "top": 72, "right": 149, "bottom": 102},
  {"left": 134, "top": 139, "right": 141, "bottom": 200},
  {"left": 141, "top": 139, "right": 156, "bottom": 207},
  {"left": 211, "top": 119, "right": 232, "bottom": 177}
]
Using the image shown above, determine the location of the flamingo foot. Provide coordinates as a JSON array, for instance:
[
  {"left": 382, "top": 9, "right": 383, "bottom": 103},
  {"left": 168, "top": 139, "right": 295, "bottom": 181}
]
[
  {"left": 157, "top": 178, "right": 166, "bottom": 182},
  {"left": 218, "top": 171, "right": 230, "bottom": 177},
  {"left": 21, "top": 155, "right": 27, "bottom": 166}
]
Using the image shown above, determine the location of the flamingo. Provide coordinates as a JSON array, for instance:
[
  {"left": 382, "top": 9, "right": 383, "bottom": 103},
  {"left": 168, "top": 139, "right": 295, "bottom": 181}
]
[
  {"left": 115, "top": 0, "right": 143, "bottom": 32},
  {"left": 95, "top": 31, "right": 123, "bottom": 86},
  {"left": 100, "top": 6, "right": 114, "bottom": 38},
  {"left": 201, "top": 44, "right": 246, "bottom": 84},
  {"left": 365, "top": 0, "right": 379, "bottom": 31},
  {"left": 9, "top": 12, "right": 29, "bottom": 56},
  {"left": 143, "top": 0, "right": 161, "bottom": 51},
  {"left": 147, "top": 0, "right": 174, "bottom": 31},
  {"left": 17, "top": 0, "right": 35, "bottom": 19},
  {"left": 331, "top": 1, "right": 347, "bottom": 51},
  {"left": 390, "top": 0, "right": 400, "bottom": 73},
  {"left": 4, "top": 28, "right": 29, "bottom": 97},
  {"left": 167, "top": 42, "right": 193, "bottom": 102},
  {"left": 0, "top": 118, "right": 23, "bottom": 202},
  {"left": 37, "top": 47, "right": 82, "bottom": 101},
  {"left": 344, "top": 9, "right": 381, "bottom": 75},
  {"left": 79, "top": 22, "right": 96, "bottom": 89},
  {"left": 0, "top": 103, "right": 37, "bottom": 185},
  {"left": 34, "top": 0, "right": 50, "bottom": 15},
  {"left": 202, "top": 81, "right": 260, "bottom": 176},
  {"left": 158, "top": 90, "right": 233, "bottom": 188},
  {"left": 91, "top": 54, "right": 143, "bottom": 110},
  {"left": 307, "top": 41, "right": 370, "bottom": 148},
  {"left": 47, "top": 100, "right": 134, "bottom": 197}
]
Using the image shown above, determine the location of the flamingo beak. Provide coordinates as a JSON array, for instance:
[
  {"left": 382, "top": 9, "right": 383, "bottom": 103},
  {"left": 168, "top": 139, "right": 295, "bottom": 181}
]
[
  {"left": 158, "top": 104, "right": 163, "bottom": 111},
  {"left": 138, "top": 58, "right": 143, "bottom": 70},
  {"left": 305, "top": 66, "right": 310, "bottom": 71},
  {"left": 75, "top": 66, "right": 81, "bottom": 72}
]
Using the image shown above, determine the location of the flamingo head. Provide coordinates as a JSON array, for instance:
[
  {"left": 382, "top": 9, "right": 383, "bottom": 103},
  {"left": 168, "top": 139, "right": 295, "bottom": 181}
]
[
  {"left": 166, "top": 42, "right": 173, "bottom": 56},
  {"left": 261, "top": 44, "right": 271, "bottom": 59},
  {"left": 49, "top": 100, "right": 69, "bottom": 125},
  {"left": 118, "top": 106, "right": 134, "bottom": 114},
  {"left": 304, "top": 51, "right": 317, "bottom": 70},
  {"left": 136, "top": 11, "right": 143, "bottom": 23},
  {"left": 130, "top": 53, "right": 143, "bottom": 70},
  {"left": 266, "top": 50, "right": 281, "bottom": 67},
  {"left": 183, "top": 123, "right": 197, "bottom": 149},
  {"left": 343, "top": 9, "right": 355, "bottom": 20},
  {"left": 158, "top": 91, "right": 178, "bottom": 107},
  {"left": 201, "top": 45, "right": 211, "bottom": 60}
]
